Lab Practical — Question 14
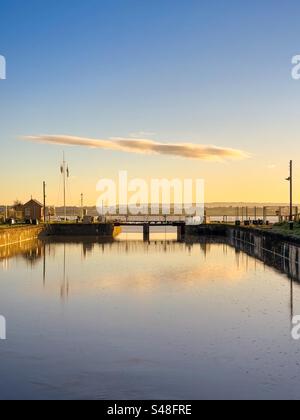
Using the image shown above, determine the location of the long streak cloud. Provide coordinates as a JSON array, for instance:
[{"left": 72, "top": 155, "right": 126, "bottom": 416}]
[{"left": 24, "top": 135, "right": 249, "bottom": 161}]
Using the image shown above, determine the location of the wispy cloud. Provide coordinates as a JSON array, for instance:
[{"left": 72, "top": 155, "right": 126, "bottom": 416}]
[{"left": 23, "top": 134, "right": 250, "bottom": 161}]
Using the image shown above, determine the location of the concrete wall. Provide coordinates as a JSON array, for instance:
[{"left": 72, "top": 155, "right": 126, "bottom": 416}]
[
  {"left": 227, "top": 226, "right": 300, "bottom": 281},
  {"left": 227, "top": 225, "right": 300, "bottom": 246},
  {"left": 187, "top": 224, "right": 300, "bottom": 246},
  {"left": 45, "top": 223, "right": 114, "bottom": 237},
  {"left": 0, "top": 226, "right": 44, "bottom": 247},
  {"left": 186, "top": 224, "right": 228, "bottom": 236},
  {"left": 187, "top": 225, "right": 300, "bottom": 282},
  {"left": 186, "top": 224, "right": 300, "bottom": 280}
]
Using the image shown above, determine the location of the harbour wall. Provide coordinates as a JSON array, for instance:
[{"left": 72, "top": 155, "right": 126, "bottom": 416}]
[
  {"left": 186, "top": 224, "right": 300, "bottom": 246},
  {"left": 44, "top": 223, "right": 114, "bottom": 237},
  {"left": 186, "top": 224, "right": 300, "bottom": 281},
  {"left": 0, "top": 226, "right": 44, "bottom": 248}
]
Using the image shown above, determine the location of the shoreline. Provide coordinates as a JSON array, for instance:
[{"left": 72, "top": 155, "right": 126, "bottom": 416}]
[{"left": 2, "top": 222, "right": 300, "bottom": 249}]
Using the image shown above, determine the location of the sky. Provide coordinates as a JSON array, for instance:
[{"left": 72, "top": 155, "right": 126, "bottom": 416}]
[{"left": 1, "top": 0, "right": 300, "bottom": 206}]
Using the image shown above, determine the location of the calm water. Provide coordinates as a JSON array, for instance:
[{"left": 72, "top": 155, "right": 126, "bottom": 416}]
[{"left": 1, "top": 228, "right": 300, "bottom": 400}]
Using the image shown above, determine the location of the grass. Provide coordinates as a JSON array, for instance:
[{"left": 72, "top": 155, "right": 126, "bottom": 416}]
[
  {"left": 270, "top": 222, "right": 300, "bottom": 237},
  {"left": 0, "top": 224, "right": 39, "bottom": 229},
  {"left": 211, "top": 221, "right": 300, "bottom": 239},
  {"left": 0, "top": 224, "right": 21, "bottom": 229}
]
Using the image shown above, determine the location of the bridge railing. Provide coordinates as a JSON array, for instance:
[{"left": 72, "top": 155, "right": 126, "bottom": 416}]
[{"left": 105, "top": 215, "right": 204, "bottom": 224}]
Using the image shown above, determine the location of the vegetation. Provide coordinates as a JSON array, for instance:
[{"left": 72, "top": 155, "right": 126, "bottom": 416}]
[
  {"left": 0, "top": 224, "right": 27, "bottom": 229},
  {"left": 13, "top": 200, "right": 23, "bottom": 209},
  {"left": 271, "top": 222, "right": 300, "bottom": 237}
]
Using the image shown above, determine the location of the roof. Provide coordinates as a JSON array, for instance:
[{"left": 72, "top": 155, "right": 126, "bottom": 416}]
[{"left": 24, "top": 199, "right": 43, "bottom": 208}]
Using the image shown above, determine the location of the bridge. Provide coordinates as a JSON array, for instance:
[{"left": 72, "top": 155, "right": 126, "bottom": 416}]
[{"left": 114, "top": 221, "right": 186, "bottom": 241}]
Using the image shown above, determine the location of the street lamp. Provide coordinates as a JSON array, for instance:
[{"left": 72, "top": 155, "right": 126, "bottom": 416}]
[{"left": 286, "top": 160, "right": 293, "bottom": 223}]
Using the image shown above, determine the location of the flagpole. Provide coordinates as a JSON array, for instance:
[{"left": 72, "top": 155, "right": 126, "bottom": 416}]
[
  {"left": 290, "top": 160, "right": 293, "bottom": 222},
  {"left": 60, "top": 152, "right": 70, "bottom": 222}
]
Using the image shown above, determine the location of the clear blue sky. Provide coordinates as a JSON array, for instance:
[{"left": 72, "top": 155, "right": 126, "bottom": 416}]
[{"left": 1, "top": 0, "right": 300, "bottom": 205}]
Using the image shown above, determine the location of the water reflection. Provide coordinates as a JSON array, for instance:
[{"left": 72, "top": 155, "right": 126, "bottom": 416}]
[
  {"left": 2, "top": 231, "right": 299, "bottom": 307},
  {"left": 226, "top": 234, "right": 299, "bottom": 324},
  {"left": 227, "top": 234, "right": 300, "bottom": 282},
  {"left": 0, "top": 239, "right": 44, "bottom": 268},
  {"left": 2, "top": 232, "right": 300, "bottom": 284},
  {"left": 2, "top": 230, "right": 300, "bottom": 399},
  {"left": 61, "top": 244, "right": 69, "bottom": 302}
]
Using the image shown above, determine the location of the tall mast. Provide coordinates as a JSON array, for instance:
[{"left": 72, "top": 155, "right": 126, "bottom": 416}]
[
  {"left": 290, "top": 160, "right": 293, "bottom": 222},
  {"left": 61, "top": 152, "right": 69, "bottom": 221},
  {"left": 60, "top": 154, "right": 70, "bottom": 221}
]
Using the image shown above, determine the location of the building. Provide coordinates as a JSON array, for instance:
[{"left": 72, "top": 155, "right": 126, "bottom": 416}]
[
  {"left": 13, "top": 204, "right": 25, "bottom": 221},
  {"left": 0, "top": 206, "right": 6, "bottom": 223},
  {"left": 23, "top": 199, "right": 44, "bottom": 221}
]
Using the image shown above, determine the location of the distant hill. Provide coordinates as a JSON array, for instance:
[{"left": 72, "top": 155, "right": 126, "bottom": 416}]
[{"left": 205, "top": 202, "right": 295, "bottom": 207}]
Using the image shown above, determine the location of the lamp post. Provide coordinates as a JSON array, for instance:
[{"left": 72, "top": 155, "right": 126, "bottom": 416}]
[
  {"left": 43, "top": 181, "right": 46, "bottom": 223},
  {"left": 286, "top": 160, "right": 293, "bottom": 223}
]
